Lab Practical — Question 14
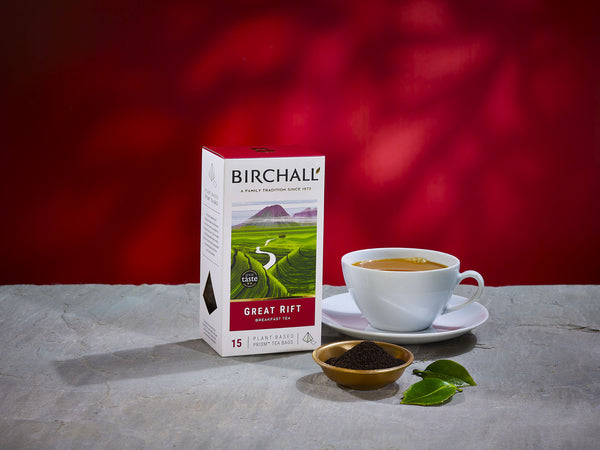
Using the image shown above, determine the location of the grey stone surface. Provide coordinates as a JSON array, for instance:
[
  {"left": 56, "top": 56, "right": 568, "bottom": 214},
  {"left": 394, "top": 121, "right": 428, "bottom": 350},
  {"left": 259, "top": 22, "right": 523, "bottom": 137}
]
[{"left": 0, "top": 284, "right": 599, "bottom": 449}]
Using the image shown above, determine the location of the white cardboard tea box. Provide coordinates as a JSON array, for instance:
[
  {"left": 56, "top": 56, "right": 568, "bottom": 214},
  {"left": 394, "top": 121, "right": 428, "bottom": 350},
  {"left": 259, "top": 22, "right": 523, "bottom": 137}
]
[{"left": 200, "top": 146, "right": 325, "bottom": 356}]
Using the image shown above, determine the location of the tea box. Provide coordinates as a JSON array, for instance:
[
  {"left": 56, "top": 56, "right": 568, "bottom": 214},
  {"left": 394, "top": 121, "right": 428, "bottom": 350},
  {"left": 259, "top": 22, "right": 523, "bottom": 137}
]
[{"left": 200, "top": 146, "right": 325, "bottom": 356}]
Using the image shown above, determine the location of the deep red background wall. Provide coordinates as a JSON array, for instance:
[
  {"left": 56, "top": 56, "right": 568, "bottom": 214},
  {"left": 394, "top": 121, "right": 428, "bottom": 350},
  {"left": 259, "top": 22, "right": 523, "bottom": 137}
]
[{"left": 2, "top": 1, "right": 599, "bottom": 286}]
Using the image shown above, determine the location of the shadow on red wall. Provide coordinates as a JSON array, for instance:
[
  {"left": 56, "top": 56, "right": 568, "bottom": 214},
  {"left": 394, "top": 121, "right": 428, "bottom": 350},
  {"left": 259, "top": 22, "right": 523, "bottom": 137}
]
[{"left": 2, "top": 1, "right": 599, "bottom": 286}]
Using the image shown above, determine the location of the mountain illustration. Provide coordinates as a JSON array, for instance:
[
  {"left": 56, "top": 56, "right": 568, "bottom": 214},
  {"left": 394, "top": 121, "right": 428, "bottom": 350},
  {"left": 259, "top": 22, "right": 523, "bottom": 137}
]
[
  {"left": 293, "top": 207, "right": 317, "bottom": 218},
  {"left": 233, "top": 204, "right": 299, "bottom": 229}
]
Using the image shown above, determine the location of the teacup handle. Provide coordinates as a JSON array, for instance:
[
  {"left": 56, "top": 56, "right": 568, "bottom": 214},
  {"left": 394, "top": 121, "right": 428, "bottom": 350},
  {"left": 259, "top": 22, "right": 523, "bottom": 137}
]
[{"left": 443, "top": 270, "right": 485, "bottom": 313}]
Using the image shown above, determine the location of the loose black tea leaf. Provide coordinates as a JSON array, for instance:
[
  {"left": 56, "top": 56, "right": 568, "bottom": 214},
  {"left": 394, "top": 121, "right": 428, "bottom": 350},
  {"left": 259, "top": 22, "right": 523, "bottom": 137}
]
[{"left": 325, "top": 341, "right": 405, "bottom": 370}]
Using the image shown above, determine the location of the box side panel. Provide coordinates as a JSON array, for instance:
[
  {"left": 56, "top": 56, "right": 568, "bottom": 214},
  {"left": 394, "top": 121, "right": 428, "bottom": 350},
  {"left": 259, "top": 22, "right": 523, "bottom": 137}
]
[{"left": 200, "top": 149, "right": 226, "bottom": 355}]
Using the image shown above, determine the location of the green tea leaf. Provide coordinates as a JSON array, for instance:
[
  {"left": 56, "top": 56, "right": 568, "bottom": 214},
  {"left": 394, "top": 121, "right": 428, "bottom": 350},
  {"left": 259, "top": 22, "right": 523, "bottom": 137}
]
[
  {"left": 413, "top": 360, "right": 476, "bottom": 387},
  {"left": 400, "top": 379, "right": 457, "bottom": 405}
]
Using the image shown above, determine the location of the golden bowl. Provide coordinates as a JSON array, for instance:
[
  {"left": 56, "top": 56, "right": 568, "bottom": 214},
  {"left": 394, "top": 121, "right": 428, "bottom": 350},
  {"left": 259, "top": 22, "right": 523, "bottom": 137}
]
[{"left": 312, "top": 340, "right": 414, "bottom": 390}]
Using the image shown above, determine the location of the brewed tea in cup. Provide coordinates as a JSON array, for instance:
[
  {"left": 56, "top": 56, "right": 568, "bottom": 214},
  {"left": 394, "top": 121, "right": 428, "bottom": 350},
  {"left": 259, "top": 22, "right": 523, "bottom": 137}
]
[{"left": 341, "top": 248, "right": 484, "bottom": 332}]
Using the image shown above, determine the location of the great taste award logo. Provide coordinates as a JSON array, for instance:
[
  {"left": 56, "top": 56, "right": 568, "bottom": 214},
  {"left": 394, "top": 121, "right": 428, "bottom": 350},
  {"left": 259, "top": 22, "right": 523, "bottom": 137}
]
[{"left": 240, "top": 269, "right": 259, "bottom": 288}]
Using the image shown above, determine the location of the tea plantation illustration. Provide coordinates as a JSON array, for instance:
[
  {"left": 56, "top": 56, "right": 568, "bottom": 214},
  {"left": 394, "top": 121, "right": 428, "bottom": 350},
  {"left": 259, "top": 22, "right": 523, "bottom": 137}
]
[{"left": 231, "top": 204, "right": 317, "bottom": 300}]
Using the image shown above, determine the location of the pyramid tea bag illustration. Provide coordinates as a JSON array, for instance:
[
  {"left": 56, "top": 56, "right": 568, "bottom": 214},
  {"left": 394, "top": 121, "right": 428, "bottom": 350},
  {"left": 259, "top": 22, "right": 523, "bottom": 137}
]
[{"left": 302, "top": 332, "right": 316, "bottom": 345}]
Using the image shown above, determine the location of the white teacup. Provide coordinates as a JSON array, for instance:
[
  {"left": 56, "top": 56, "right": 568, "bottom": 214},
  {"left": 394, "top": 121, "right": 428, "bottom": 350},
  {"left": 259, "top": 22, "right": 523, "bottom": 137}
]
[{"left": 341, "top": 248, "right": 484, "bottom": 332}]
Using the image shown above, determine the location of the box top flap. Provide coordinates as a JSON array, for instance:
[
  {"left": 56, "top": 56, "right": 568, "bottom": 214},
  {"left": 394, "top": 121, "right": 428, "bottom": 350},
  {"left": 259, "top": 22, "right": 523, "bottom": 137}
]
[{"left": 203, "top": 145, "right": 324, "bottom": 159}]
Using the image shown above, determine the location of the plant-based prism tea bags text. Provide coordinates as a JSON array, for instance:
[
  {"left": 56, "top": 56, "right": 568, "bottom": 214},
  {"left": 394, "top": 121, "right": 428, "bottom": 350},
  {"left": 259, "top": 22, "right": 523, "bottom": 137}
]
[{"left": 200, "top": 146, "right": 325, "bottom": 356}]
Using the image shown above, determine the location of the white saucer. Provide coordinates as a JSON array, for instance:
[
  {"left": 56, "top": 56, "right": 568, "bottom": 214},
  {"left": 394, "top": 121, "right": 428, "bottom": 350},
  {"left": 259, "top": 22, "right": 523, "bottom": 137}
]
[{"left": 322, "top": 292, "right": 489, "bottom": 344}]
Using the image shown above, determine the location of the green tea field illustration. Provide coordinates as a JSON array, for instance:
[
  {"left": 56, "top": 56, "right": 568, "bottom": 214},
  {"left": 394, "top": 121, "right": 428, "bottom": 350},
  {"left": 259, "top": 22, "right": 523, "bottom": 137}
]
[{"left": 230, "top": 203, "right": 317, "bottom": 300}]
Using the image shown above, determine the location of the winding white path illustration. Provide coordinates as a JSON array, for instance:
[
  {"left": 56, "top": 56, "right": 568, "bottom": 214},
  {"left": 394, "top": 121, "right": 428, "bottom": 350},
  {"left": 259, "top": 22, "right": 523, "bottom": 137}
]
[{"left": 256, "top": 238, "right": 276, "bottom": 270}]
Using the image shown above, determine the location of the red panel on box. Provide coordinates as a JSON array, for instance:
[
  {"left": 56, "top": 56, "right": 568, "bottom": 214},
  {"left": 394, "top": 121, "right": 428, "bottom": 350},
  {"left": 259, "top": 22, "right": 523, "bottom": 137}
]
[{"left": 230, "top": 297, "right": 315, "bottom": 331}]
